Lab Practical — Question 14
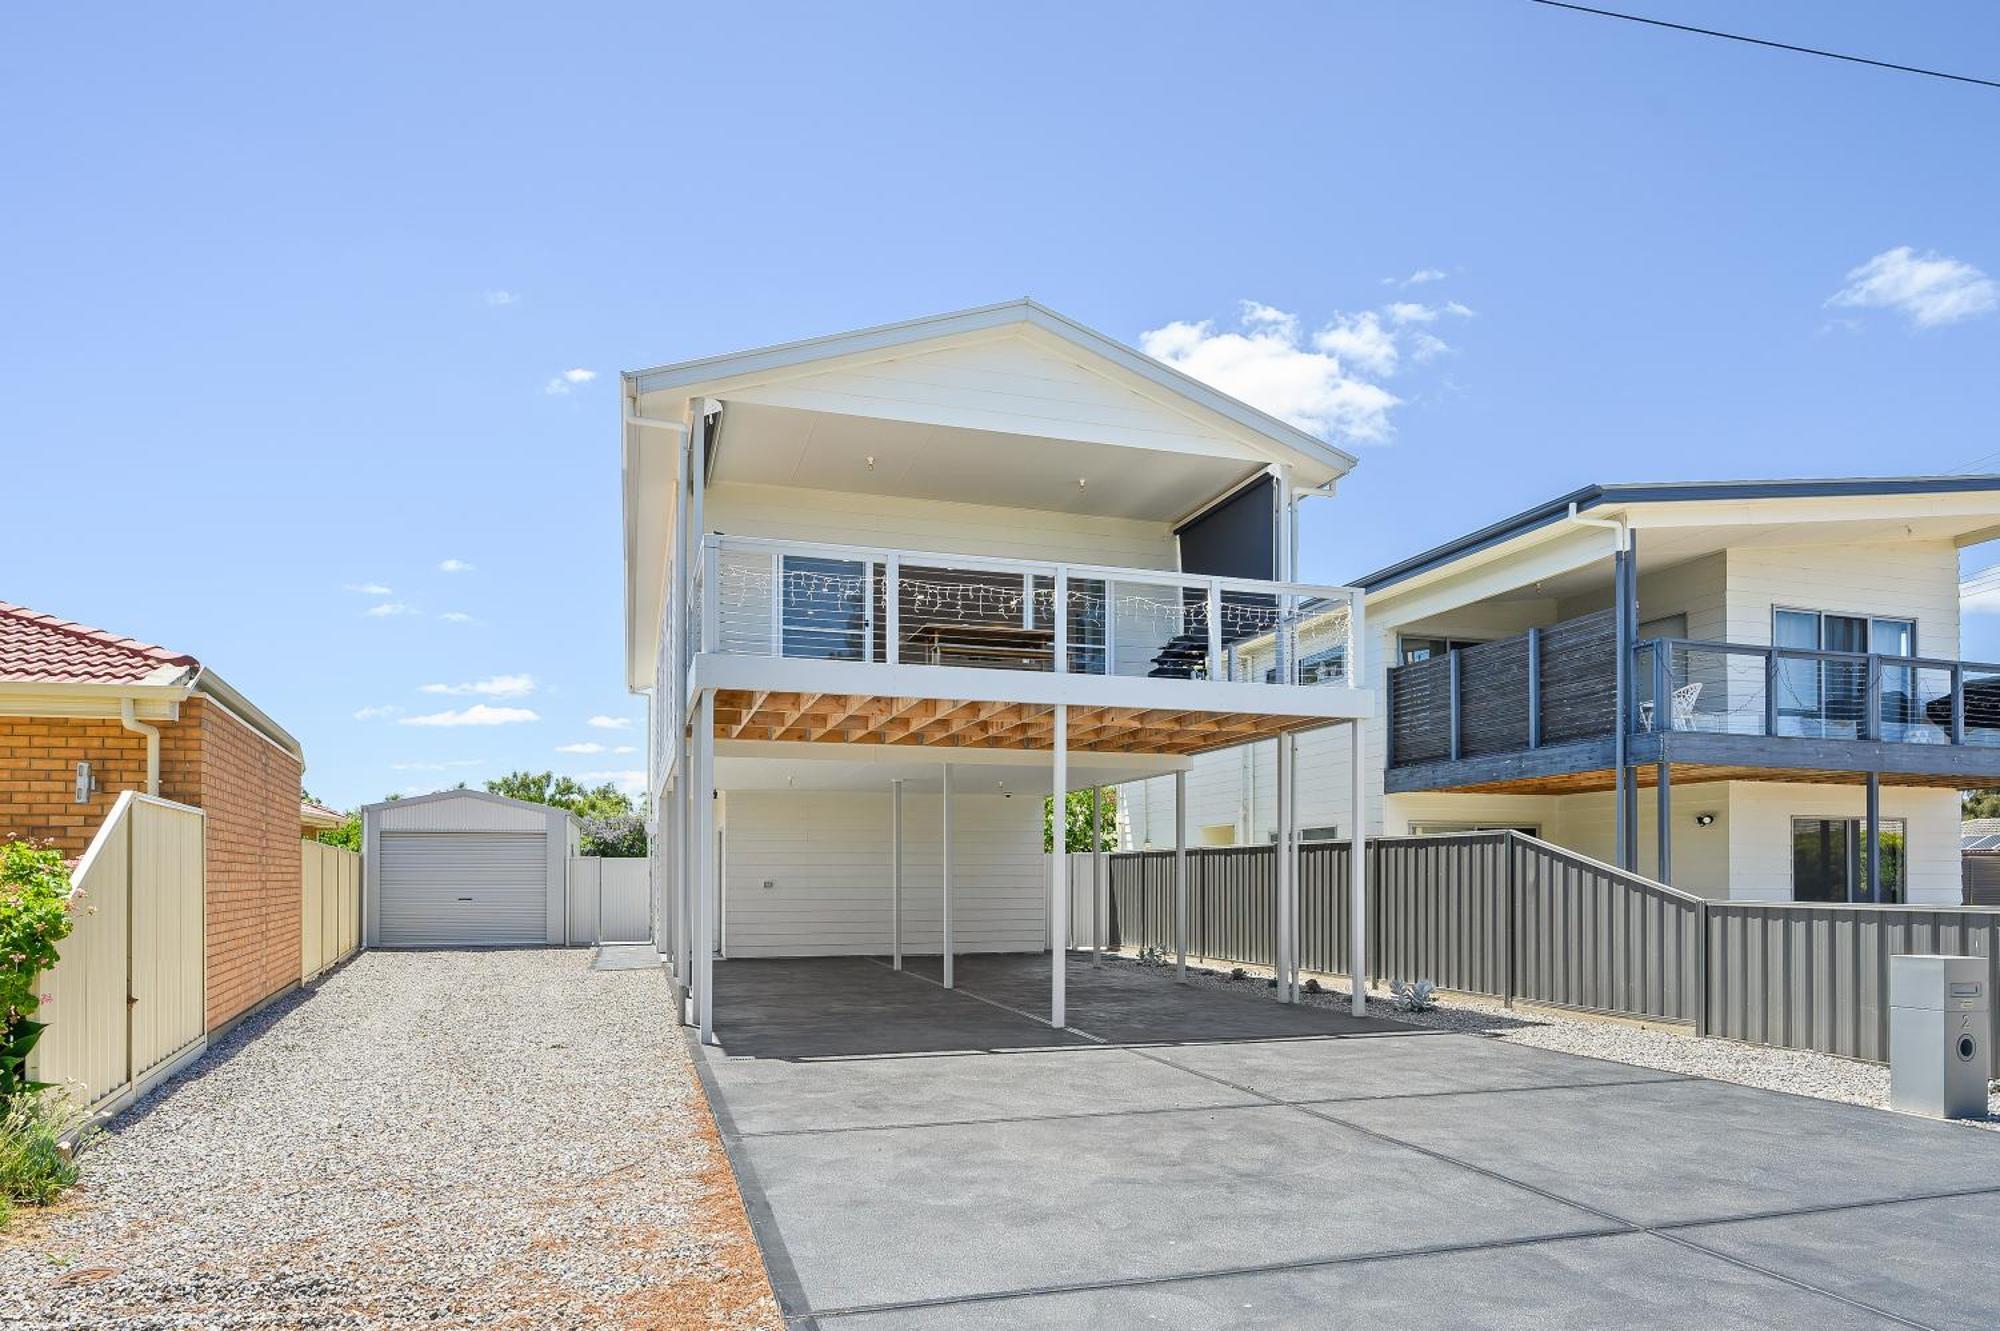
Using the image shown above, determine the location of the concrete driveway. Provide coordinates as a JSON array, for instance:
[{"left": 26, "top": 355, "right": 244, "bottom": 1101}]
[{"left": 695, "top": 954, "right": 2000, "bottom": 1330}]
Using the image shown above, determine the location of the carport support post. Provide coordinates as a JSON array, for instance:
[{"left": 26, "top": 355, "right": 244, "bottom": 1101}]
[
  {"left": 1865, "top": 771, "right": 1882, "bottom": 903},
  {"left": 695, "top": 692, "right": 717, "bottom": 1044},
  {"left": 1275, "top": 733, "right": 1293, "bottom": 1004},
  {"left": 1349, "top": 717, "right": 1367, "bottom": 1018},
  {"left": 1174, "top": 770, "right": 1187, "bottom": 983},
  {"left": 1050, "top": 704, "right": 1068, "bottom": 1029},
  {"left": 942, "top": 763, "right": 954, "bottom": 988},
  {"left": 1096, "top": 783, "right": 1112, "bottom": 959},
  {"left": 891, "top": 778, "right": 904, "bottom": 970}
]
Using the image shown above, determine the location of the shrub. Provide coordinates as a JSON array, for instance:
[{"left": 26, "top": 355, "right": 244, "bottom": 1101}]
[
  {"left": 1, "top": 840, "right": 77, "bottom": 1106},
  {"left": 0, "top": 1089, "right": 88, "bottom": 1224}
]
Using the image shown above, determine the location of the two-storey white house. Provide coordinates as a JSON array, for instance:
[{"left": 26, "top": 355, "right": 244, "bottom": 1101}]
[
  {"left": 622, "top": 302, "right": 1375, "bottom": 1041},
  {"left": 1119, "top": 478, "right": 2000, "bottom": 907}
]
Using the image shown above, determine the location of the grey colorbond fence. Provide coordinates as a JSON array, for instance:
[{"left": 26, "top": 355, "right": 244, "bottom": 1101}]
[{"left": 1104, "top": 831, "right": 1999, "bottom": 1064}]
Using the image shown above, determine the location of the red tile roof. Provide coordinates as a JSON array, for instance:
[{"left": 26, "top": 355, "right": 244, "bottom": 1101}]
[{"left": 0, "top": 601, "right": 200, "bottom": 685}]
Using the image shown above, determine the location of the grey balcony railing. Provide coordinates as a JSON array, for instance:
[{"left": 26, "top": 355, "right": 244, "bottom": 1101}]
[
  {"left": 1387, "top": 608, "right": 2000, "bottom": 767},
  {"left": 693, "top": 534, "right": 1361, "bottom": 691}
]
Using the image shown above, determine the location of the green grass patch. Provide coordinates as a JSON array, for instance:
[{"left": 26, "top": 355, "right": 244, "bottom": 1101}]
[{"left": 0, "top": 1090, "right": 90, "bottom": 1226}]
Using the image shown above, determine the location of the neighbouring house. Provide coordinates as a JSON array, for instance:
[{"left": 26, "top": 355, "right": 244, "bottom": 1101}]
[
  {"left": 1963, "top": 816, "right": 2000, "bottom": 906},
  {"left": 1118, "top": 478, "right": 2000, "bottom": 907},
  {"left": 0, "top": 600, "right": 307, "bottom": 1032},
  {"left": 301, "top": 799, "right": 346, "bottom": 839},
  {"left": 624, "top": 301, "right": 1373, "bottom": 1039}
]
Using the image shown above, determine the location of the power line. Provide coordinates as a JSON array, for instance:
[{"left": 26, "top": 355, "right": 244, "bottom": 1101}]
[{"left": 1528, "top": 1, "right": 2000, "bottom": 91}]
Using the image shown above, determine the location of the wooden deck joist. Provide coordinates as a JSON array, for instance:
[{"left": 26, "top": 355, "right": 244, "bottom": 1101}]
[{"left": 708, "top": 690, "right": 1329, "bottom": 755}]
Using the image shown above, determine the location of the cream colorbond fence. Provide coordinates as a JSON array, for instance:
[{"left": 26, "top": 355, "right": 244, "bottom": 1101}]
[
  {"left": 301, "top": 840, "right": 362, "bottom": 981},
  {"left": 32, "top": 792, "right": 207, "bottom": 1115}
]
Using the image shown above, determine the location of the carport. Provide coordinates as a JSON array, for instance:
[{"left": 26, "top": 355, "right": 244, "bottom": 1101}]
[{"left": 694, "top": 953, "right": 2000, "bottom": 1328}]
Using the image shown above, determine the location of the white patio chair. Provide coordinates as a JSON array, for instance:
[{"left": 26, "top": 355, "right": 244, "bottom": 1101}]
[{"left": 1670, "top": 681, "right": 1702, "bottom": 731}]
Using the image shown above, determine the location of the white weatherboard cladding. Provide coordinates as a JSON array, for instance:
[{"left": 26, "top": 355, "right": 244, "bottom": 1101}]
[
  {"left": 377, "top": 833, "right": 549, "bottom": 946},
  {"left": 722, "top": 790, "right": 1045, "bottom": 957},
  {"left": 1721, "top": 541, "right": 1959, "bottom": 657},
  {"left": 704, "top": 482, "right": 1177, "bottom": 571},
  {"left": 1727, "top": 783, "right": 1960, "bottom": 906},
  {"left": 721, "top": 334, "right": 1266, "bottom": 463}
]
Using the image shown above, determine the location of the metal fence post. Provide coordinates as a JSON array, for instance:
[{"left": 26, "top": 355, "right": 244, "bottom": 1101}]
[
  {"left": 1693, "top": 899, "right": 1710, "bottom": 1037},
  {"left": 1503, "top": 832, "right": 1517, "bottom": 1009}
]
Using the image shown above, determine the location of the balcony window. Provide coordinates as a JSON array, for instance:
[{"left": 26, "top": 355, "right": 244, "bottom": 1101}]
[
  {"left": 1772, "top": 609, "right": 1915, "bottom": 739},
  {"left": 1399, "top": 636, "right": 1484, "bottom": 665},
  {"left": 1791, "top": 816, "right": 1905, "bottom": 904}
]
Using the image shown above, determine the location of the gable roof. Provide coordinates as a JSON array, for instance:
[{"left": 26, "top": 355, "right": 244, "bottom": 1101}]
[
  {"left": 1354, "top": 475, "right": 2000, "bottom": 593},
  {"left": 359, "top": 787, "right": 584, "bottom": 825},
  {"left": 0, "top": 600, "right": 199, "bottom": 685},
  {"left": 626, "top": 298, "right": 1360, "bottom": 478}
]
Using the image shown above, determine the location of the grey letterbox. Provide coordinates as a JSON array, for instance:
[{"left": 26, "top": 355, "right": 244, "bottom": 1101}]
[{"left": 1889, "top": 954, "right": 1989, "bottom": 1120}]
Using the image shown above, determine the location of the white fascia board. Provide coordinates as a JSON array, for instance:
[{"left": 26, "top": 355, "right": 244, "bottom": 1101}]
[
  {"left": 0, "top": 683, "right": 183, "bottom": 721},
  {"left": 622, "top": 388, "right": 689, "bottom": 690},
  {"left": 692, "top": 654, "right": 1375, "bottom": 722},
  {"left": 1620, "top": 492, "right": 2000, "bottom": 533}
]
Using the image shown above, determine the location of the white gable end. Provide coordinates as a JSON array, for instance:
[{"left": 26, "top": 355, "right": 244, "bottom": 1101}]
[{"left": 724, "top": 331, "right": 1269, "bottom": 464}]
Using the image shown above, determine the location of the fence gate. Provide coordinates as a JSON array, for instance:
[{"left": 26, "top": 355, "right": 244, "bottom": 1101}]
[
  {"left": 32, "top": 792, "right": 208, "bottom": 1116},
  {"left": 568, "top": 857, "right": 652, "bottom": 944}
]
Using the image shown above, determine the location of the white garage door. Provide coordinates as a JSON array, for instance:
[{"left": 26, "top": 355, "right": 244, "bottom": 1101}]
[{"left": 378, "top": 832, "right": 548, "bottom": 947}]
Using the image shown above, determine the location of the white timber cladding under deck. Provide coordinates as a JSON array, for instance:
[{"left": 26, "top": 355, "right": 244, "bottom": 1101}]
[
  {"left": 722, "top": 790, "right": 1045, "bottom": 957},
  {"left": 703, "top": 481, "right": 1178, "bottom": 570}
]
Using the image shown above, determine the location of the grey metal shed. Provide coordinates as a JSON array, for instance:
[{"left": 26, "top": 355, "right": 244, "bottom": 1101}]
[{"left": 362, "top": 790, "right": 582, "bottom": 947}]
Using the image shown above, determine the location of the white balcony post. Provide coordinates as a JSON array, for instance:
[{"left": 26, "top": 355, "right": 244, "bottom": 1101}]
[
  {"left": 1348, "top": 590, "right": 1366, "bottom": 690},
  {"left": 1021, "top": 571, "right": 1034, "bottom": 630},
  {"left": 1174, "top": 770, "right": 1188, "bottom": 983},
  {"left": 1091, "top": 786, "right": 1103, "bottom": 966},
  {"left": 694, "top": 691, "right": 717, "bottom": 1044},
  {"left": 1101, "top": 581, "right": 1116, "bottom": 676},
  {"left": 886, "top": 556, "right": 901, "bottom": 665},
  {"left": 1050, "top": 704, "right": 1068, "bottom": 1029},
  {"left": 941, "top": 763, "right": 955, "bottom": 988},
  {"left": 1206, "top": 581, "right": 1223, "bottom": 680},
  {"left": 769, "top": 551, "right": 783, "bottom": 656},
  {"left": 1348, "top": 717, "right": 1368, "bottom": 1018},
  {"left": 700, "top": 537, "right": 720, "bottom": 657},
  {"left": 1054, "top": 567, "right": 1069, "bottom": 673},
  {"left": 891, "top": 778, "right": 904, "bottom": 970}
]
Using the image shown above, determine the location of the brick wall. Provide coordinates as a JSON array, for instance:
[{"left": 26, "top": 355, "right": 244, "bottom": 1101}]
[
  {"left": 187, "top": 697, "right": 302, "bottom": 1030},
  {"left": 0, "top": 699, "right": 303, "bottom": 1032}
]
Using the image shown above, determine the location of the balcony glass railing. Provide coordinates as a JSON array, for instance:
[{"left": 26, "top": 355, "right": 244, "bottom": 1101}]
[
  {"left": 1639, "top": 639, "right": 2000, "bottom": 747},
  {"left": 692, "top": 534, "right": 1360, "bottom": 689}
]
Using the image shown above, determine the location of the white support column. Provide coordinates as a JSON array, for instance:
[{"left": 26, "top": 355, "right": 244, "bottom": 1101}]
[
  {"left": 891, "top": 778, "right": 904, "bottom": 970},
  {"left": 1050, "top": 705, "right": 1068, "bottom": 1029},
  {"left": 1174, "top": 770, "right": 1188, "bottom": 983},
  {"left": 1275, "top": 733, "right": 1293, "bottom": 1004},
  {"left": 942, "top": 762, "right": 954, "bottom": 989},
  {"left": 694, "top": 693, "right": 717, "bottom": 1044},
  {"left": 1348, "top": 718, "right": 1368, "bottom": 1018},
  {"left": 1091, "top": 786, "right": 1103, "bottom": 966},
  {"left": 1287, "top": 734, "right": 1302, "bottom": 1004}
]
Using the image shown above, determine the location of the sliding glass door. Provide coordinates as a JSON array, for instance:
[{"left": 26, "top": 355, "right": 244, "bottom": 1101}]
[
  {"left": 1772, "top": 609, "right": 1915, "bottom": 738},
  {"left": 1791, "top": 816, "right": 1906, "bottom": 903}
]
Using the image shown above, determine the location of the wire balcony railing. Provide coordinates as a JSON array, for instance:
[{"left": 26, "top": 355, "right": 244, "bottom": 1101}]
[{"left": 691, "top": 534, "right": 1361, "bottom": 690}]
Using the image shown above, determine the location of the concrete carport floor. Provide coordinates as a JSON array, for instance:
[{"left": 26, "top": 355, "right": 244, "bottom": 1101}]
[{"left": 693, "top": 954, "right": 2000, "bottom": 1330}]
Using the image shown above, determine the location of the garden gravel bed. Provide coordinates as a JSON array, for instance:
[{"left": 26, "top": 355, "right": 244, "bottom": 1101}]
[
  {"left": 1107, "top": 952, "right": 2000, "bottom": 1129},
  {"left": 0, "top": 949, "right": 779, "bottom": 1330}
]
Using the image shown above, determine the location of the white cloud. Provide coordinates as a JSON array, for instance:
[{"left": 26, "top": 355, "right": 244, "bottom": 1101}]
[
  {"left": 343, "top": 582, "right": 393, "bottom": 595},
  {"left": 485, "top": 290, "right": 520, "bottom": 307},
  {"left": 1828, "top": 246, "right": 1997, "bottom": 328},
  {"left": 1409, "top": 332, "right": 1452, "bottom": 363},
  {"left": 399, "top": 704, "right": 540, "bottom": 727},
  {"left": 1387, "top": 268, "right": 1448, "bottom": 287},
  {"left": 556, "top": 741, "right": 607, "bottom": 754},
  {"left": 1384, "top": 301, "right": 1438, "bottom": 325},
  {"left": 440, "top": 611, "right": 476, "bottom": 623},
  {"left": 438, "top": 558, "right": 475, "bottom": 574},
  {"left": 586, "top": 715, "right": 635, "bottom": 730},
  {"left": 543, "top": 367, "right": 598, "bottom": 395},
  {"left": 612, "top": 745, "right": 638, "bottom": 754},
  {"left": 364, "top": 601, "right": 417, "bottom": 618},
  {"left": 1141, "top": 304, "right": 1407, "bottom": 445},
  {"left": 391, "top": 759, "right": 480, "bottom": 771},
  {"left": 576, "top": 769, "right": 647, "bottom": 795},
  {"left": 352, "top": 704, "right": 402, "bottom": 721},
  {"left": 1443, "top": 301, "right": 1476, "bottom": 318},
  {"left": 420, "top": 673, "right": 535, "bottom": 699}
]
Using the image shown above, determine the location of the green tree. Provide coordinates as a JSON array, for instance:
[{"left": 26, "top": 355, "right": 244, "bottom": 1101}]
[
  {"left": 1964, "top": 789, "right": 2000, "bottom": 820},
  {"left": 1, "top": 841, "right": 76, "bottom": 1105},
  {"left": 485, "top": 771, "right": 647, "bottom": 857},
  {"left": 1043, "top": 787, "right": 1117, "bottom": 853}
]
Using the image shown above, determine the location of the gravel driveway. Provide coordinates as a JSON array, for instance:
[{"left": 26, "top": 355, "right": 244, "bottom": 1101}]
[{"left": 0, "top": 949, "right": 779, "bottom": 1330}]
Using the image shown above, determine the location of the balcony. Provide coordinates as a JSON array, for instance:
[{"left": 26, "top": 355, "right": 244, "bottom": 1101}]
[
  {"left": 678, "top": 535, "right": 1367, "bottom": 755},
  {"left": 1386, "top": 608, "right": 2000, "bottom": 792}
]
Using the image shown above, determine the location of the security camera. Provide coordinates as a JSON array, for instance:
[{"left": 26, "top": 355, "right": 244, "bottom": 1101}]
[{"left": 1694, "top": 813, "right": 1716, "bottom": 828}]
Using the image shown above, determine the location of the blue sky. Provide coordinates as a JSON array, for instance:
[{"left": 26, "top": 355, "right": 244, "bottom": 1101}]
[{"left": 6, "top": 2, "right": 1999, "bottom": 810}]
